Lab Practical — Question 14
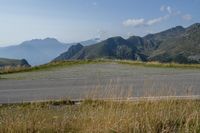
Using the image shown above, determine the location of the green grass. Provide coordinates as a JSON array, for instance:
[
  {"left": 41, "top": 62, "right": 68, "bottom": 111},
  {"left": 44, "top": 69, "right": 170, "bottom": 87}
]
[
  {"left": 0, "top": 60, "right": 108, "bottom": 75},
  {"left": 1, "top": 59, "right": 200, "bottom": 76},
  {"left": 1, "top": 99, "right": 200, "bottom": 132},
  {"left": 116, "top": 60, "right": 200, "bottom": 69}
]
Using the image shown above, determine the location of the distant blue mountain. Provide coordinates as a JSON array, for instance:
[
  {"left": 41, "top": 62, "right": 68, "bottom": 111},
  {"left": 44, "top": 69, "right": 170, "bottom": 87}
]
[{"left": 0, "top": 38, "right": 100, "bottom": 66}]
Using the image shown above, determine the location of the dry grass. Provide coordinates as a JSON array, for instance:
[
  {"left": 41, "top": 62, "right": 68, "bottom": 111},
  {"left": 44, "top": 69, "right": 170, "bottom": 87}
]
[
  {"left": 0, "top": 66, "right": 29, "bottom": 74},
  {"left": 117, "top": 60, "right": 200, "bottom": 69},
  {"left": 1, "top": 97, "right": 200, "bottom": 132}
]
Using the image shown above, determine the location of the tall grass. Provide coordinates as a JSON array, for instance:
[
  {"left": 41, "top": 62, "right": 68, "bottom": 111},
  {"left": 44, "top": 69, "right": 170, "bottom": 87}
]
[
  {"left": 1, "top": 99, "right": 200, "bottom": 132},
  {"left": 0, "top": 66, "right": 29, "bottom": 74},
  {"left": 0, "top": 86, "right": 200, "bottom": 133}
]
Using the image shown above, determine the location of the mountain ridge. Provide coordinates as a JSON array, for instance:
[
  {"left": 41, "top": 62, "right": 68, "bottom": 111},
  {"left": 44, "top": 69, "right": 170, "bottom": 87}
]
[
  {"left": 54, "top": 23, "right": 200, "bottom": 64},
  {"left": 0, "top": 38, "right": 100, "bottom": 66},
  {"left": 0, "top": 58, "right": 30, "bottom": 68}
]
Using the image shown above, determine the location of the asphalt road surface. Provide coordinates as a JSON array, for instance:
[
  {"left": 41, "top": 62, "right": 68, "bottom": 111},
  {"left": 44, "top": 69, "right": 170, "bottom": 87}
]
[{"left": 0, "top": 63, "right": 200, "bottom": 103}]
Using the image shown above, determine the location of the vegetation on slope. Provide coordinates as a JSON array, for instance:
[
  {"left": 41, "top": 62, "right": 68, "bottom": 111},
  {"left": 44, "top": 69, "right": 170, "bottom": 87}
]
[{"left": 118, "top": 60, "right": 200, "bottom": 69}]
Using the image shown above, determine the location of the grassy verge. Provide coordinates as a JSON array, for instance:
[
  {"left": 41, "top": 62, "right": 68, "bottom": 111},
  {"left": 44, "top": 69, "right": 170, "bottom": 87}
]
[
  {"left": 0, "top": 99, "right": 200, "bottom": 132},
  {"left": 117, "top": 60, "right": 200, "bottom": 69},
  {"left": 0, "top": 60, "right": 108, "bottom": 75}
]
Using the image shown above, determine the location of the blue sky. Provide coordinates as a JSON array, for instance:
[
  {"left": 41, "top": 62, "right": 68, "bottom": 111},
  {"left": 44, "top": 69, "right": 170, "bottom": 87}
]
[{"left": 0, "top": 0, "right": 199, "bottom": 46}]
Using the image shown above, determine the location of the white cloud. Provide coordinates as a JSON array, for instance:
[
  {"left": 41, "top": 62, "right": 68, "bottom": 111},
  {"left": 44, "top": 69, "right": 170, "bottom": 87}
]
[
  {"left": 160, "top": 5, "right": 181, "bottom": 16},
  {"left": 123, "top": 5, "right": 193, "bottom": 27},
  {"left": 182, "top": 14, "right": 192, "bottom": 21},
  {"left": 160, "top": 5, "right": 172, "bottom": 14},
  {"left": 147, "top": 15, "right": 169, "bottom": 26},
  {"left": 123, "top": 5, "right": 173, "bottom": 27},
  {"left": 123, "top": 15, "right": 170, "bottom": 27},
  {"left": 146, "top": 18, "right": 163, "bottom": 26},
  {"left": 123, "top": 18, "right": 145, "bottom": 27}
]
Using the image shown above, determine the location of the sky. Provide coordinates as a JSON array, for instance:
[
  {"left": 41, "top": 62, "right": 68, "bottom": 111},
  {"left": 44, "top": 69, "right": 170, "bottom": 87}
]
[{"left": 0, "top": 0, "right": 199, "bottom": 46}]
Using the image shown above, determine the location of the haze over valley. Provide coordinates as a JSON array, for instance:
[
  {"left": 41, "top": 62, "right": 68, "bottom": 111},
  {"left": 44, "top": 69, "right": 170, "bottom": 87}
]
[{"left": 0, "top": 38, "right": 100, "bottom": 66}]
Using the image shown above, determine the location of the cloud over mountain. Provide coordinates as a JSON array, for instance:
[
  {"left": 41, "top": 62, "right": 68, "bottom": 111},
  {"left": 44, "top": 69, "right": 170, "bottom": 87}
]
[{"left": 123, "top": 5, "right": 192, "bottom": 27}]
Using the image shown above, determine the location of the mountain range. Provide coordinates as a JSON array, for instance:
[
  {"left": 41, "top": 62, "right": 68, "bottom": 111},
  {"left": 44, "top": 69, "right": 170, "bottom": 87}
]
[
  {"left": 54, "top": 23, "right": 200, "bottom": 64},
  {"left": 0, "top": 38, "right": 100, "bottom": 66}
]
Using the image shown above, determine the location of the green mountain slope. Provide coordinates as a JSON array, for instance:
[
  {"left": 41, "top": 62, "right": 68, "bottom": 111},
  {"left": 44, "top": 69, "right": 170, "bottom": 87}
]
[
  {"left": 54, "top": 23, "right": 200, "bottom": 64},
  {"left": 149, "top": 23, "right": 200, "bottom": 63},
  {"left": 53, "top": 43, "right": 84, "bottom": 61}
]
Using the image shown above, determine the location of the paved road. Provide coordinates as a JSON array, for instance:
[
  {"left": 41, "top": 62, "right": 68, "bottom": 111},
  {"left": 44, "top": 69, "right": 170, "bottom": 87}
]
[{"left": 0, "top": 63, "right": 200, "bottom": 103}]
